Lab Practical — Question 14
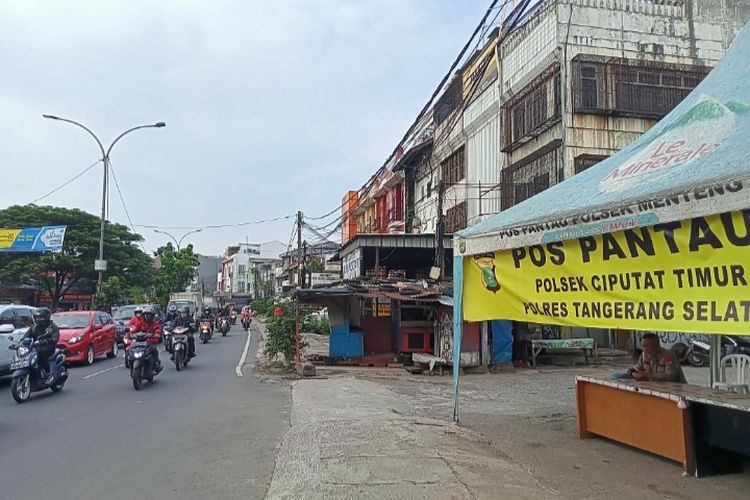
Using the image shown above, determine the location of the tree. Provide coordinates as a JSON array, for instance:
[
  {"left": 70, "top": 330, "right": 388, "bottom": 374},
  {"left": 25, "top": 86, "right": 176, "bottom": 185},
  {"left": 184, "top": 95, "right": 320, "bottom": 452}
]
[
  {"left": 153, "top": 245, "right": 199, "bottom": 307},
  {"left": 0, "top": 205, "right": 153, "bottom": 311}
]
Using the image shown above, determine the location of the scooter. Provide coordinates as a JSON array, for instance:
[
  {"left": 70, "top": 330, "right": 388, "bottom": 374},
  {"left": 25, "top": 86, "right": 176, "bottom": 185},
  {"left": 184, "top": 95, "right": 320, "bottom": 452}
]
[
  {"left": 219, "top": 317, "right": 230, "bottom": 337},
  {"left": 241, "top": 316, "right": 252, "bottom": 331},
  {"left": 128, "top": 332, "right": 161, "bottom": 390},
  {"left": 686, "top": 335, "right": 750, "bottom": 367},
  {"left": 8, "top": 338, "right": 69, "bottom": 403},
  {"left": 199, "top": 321, "right": 213, "bottom": 344},
  {"left": 171, "top": 326, "right": 191, "bottom": 371}
]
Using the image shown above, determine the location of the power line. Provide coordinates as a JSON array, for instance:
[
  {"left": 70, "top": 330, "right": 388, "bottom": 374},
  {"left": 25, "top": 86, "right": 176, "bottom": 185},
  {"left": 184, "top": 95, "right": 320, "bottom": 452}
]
[
  {"left": 134, "top": 214, "right": 295, "bottom": 230},
  {"left": 30, "top": 159, "right": 102, "bottom": 204},
  {"left": 108, "top": 160, "right": 148, "bottom": 253}
]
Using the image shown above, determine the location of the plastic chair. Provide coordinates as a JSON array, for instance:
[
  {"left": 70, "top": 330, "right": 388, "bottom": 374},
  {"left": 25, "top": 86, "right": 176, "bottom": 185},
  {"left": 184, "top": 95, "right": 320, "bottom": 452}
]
[{"left": 713, "top": 354, "right": 750, "bottom": 394}]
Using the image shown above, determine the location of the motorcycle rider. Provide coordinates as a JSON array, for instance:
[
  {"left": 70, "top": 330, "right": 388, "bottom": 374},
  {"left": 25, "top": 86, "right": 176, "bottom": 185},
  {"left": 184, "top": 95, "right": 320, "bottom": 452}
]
[
  {"left": 170, "top": 306, "right": 197, "bottom": 359},
  {"left": 23, "top": 307, "right": 60, "bottom": 383},
  {"left": 128, "top": 306, "right": 144, "bottom": 329},
  {"left": 138, "top": 305, "right": 163, "bottom": 372},
  {"left": 165, "top": 304, "right": 178, "bottom": 324}
]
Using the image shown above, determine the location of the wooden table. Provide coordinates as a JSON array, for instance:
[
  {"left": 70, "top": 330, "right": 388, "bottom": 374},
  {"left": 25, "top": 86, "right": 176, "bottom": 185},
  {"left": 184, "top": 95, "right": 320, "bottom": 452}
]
[{"left": 576, "top": 375, "right": 750, "bottom": 476}]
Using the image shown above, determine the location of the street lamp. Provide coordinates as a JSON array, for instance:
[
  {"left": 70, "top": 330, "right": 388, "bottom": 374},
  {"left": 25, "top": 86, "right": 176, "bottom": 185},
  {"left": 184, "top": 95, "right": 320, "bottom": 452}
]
[
  {"left": 43, "top": 114, "right": 166, "bottom": 292},
  {"left": 153, "top": 228, "right": 203, "bottom": 251}
]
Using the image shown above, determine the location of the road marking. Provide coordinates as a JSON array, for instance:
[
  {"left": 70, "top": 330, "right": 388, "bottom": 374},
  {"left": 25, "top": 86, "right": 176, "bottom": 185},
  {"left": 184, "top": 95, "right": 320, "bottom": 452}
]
[
  {"left": 81, "top": 364, "right": 122, "bottom": 379},
  {"left": 236, "top": 330, "right": 252, "bottom": 377}
]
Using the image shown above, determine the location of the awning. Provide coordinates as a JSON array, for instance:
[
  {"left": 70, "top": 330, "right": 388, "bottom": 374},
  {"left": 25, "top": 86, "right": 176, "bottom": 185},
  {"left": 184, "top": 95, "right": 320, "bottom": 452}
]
[{"left": 456, "top": 22, "right": 750, "bottom": 256}]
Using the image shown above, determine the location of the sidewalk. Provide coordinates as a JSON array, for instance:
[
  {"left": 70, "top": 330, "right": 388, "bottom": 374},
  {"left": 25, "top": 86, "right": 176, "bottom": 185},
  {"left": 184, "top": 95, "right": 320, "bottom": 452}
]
[{"left": 265, "top": 377, "right": 557, "bottom": 499}]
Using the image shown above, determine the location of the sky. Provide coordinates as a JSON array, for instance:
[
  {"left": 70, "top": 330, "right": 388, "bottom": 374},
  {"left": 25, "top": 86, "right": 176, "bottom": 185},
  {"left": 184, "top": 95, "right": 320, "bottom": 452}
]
[{"left": 0, "top": 0, "right": 492, "bottom": 256}]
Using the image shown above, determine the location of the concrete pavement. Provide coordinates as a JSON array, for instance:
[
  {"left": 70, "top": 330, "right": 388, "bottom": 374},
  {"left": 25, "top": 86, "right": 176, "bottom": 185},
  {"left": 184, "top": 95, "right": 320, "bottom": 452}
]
[
  {"left": 0, "top": 323, "right": 290, "bottom": 500},
  {"left": 266, "top": 377, "right": 554, "bottom": 500}
]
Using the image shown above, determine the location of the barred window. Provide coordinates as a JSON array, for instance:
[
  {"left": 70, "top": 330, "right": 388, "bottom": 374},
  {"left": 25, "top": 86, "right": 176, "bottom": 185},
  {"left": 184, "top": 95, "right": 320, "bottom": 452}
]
[
  {"left": 502, "top": 65, "right": 561, "bottom": 152},
  {"left": 573, "top": 55, "right": 710, "bottom": 119},
  {"left": 502, "top": 140, "right": 563, "bottom": 210},
  {"left": 445, "top": 202, "right": 467, "bottom": 233},
  {"left": 441, "top": 146, "right": 465, "bottom": 187}
]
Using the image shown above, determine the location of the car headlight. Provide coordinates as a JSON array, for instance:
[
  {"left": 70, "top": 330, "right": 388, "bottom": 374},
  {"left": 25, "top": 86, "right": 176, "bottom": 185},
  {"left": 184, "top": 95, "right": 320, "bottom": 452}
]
[
  {"left": 17, "top": 346, "right": 29, "bottom": 357},
  {"left": 68, "top": 335, "right": 85, "bottom": 344}
]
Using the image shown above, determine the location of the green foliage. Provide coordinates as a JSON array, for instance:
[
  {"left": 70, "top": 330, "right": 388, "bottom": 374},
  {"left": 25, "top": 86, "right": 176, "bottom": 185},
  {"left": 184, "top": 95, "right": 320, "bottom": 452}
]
[
  {"left": 91, "top": 276, "right": 125, "bottom": 311},
  {"left": 250, "top": 297, "right": 274, "bottom": 316},
  {"left": 307, "top": 261, "right": 325, "bottom": 273},
  {"left": 301, "top": 314, "right": 330, "bottom": 335},
  {"left": 152, "top": 245, "right": 199, "bottom": 308},
  {"left": 0, "top": 204, "right": 153, "bottom": 311},
  {"left": 264, "top": 301, "right": 307, "bottom": 366}
]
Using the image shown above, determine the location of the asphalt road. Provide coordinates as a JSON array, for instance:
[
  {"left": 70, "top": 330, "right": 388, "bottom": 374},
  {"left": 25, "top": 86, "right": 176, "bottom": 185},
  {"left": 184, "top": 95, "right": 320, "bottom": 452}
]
[{"left": 0, "top": 323, "right": 290, "bottom": 500}]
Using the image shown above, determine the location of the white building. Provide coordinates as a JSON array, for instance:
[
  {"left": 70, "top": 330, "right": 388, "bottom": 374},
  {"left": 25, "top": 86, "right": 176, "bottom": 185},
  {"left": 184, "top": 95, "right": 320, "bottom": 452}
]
[{"left": 218, "top": 241, "right": 286, "bottom": 297}]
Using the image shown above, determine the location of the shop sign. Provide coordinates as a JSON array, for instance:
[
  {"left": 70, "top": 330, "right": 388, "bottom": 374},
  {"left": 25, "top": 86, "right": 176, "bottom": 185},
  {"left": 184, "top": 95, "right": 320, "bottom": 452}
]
[
  {"left": 463, "top": 210, "right": 750, "bottom": 334},
  {"left": 0, "top": 226, "right": 67, "bottom": 252},
  {"left": 342, "top": 249, "right": 362, "bottom": 280}
]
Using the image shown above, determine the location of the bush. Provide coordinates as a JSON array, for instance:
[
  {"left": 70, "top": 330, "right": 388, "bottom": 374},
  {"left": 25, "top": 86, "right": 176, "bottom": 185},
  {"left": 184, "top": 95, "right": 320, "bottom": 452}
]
[
  {"left": 264, "top": 302, "right": 307, "bottom": 366},
  {"left": 301, "top": 314, "right": 330, "bottom": 335},
  {"left": 250, "top": 297, "right": 274, "bottom": 316}
]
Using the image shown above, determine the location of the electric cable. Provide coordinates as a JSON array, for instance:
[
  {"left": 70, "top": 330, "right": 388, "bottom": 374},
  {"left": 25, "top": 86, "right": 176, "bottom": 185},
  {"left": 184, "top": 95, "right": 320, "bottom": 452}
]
[{"left": 30, "top": 159, "right": 102, "bottom": 204}]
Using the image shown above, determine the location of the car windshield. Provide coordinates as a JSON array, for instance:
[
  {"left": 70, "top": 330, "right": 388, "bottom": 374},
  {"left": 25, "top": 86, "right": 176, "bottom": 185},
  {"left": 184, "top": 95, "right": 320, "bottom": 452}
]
[
  {"left": 112, "top": 306, "right": 138, "bottom": 321},
  {"left": 52, "top": 314, "right": 90, "bottom": 329},
  {"left": 171, "top": 301, "right": 194, "bottom": 313}
]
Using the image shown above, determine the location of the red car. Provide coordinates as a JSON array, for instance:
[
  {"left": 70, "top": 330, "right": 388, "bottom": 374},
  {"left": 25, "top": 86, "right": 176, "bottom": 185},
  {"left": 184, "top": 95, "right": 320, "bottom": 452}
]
[{"left": 52, "top": 311, "right": 119, "bottom": 365}]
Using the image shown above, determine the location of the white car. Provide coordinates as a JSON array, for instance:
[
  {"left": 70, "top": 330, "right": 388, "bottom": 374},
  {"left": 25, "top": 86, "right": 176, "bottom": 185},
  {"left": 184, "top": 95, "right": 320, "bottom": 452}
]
[{"left": 0, "top": 305, "right": 36, "bottom": 377}]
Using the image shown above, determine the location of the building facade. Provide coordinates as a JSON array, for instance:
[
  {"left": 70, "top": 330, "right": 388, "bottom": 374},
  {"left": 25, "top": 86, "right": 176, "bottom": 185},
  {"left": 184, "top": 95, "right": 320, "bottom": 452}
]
[{"left": 218, "top": 241, "right": 286, "bottom": 298}]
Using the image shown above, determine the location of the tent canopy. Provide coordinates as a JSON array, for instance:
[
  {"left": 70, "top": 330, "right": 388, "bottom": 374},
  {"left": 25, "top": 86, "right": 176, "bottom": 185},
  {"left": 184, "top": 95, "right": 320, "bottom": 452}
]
[{"left": 457, "top": 22, "right": 750, "bottom": 256}]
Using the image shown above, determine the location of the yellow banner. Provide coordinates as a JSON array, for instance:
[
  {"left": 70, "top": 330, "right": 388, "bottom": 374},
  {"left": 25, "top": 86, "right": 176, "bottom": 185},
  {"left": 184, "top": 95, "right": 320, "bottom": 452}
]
[
  {"left": 0, "top": 229, "right": 21, "bottom": 248},
  {"left": 463, "top": 210, "right": 750, "bottom": 334}
]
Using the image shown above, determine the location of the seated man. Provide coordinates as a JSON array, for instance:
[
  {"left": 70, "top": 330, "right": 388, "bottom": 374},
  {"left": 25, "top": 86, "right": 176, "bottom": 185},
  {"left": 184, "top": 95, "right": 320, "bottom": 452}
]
[{"left": 633, "top": 333, "right": 687, "bottom": 383}]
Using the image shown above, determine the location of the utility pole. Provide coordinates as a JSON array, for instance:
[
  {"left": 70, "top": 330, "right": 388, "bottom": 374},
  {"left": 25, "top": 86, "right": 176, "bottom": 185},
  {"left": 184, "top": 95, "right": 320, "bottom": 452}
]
[
  {"left": 302, "top": 241, "right": 308, "bottom": 288},
  {"left": 42, "top": 115, "right": 165, "bottom": 292},
  {"left": 295, "top": 211, "right": 303, "bottom": 370},
  {"left": 435, "top": 180, "right": 445, "bottom": 281}
]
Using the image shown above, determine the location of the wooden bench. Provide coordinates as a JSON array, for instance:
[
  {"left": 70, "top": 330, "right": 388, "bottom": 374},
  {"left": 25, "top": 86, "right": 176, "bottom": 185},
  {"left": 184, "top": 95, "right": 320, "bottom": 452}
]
[{"left": 531, "top": 338, "right": 597, "bottom": 367}]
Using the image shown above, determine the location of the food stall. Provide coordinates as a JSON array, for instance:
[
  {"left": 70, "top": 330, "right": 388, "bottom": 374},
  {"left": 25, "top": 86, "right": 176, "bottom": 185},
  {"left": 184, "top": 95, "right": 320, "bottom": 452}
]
[{"left": 451, "top": 21, "right": 750, "bottom": 476}]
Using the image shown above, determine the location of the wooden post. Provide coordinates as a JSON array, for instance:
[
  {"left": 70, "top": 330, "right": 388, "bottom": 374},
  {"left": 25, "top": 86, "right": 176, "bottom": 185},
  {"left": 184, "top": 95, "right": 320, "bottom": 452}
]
[{"left": 576, "top": 381, "right": 593, "bottom": 439}]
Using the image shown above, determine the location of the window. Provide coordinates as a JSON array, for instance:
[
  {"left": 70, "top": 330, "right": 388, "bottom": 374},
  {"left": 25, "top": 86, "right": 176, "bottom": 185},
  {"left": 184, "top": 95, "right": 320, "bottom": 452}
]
[
  {"left": 238, "top": 265, "right": 246, "bottom": 276},
  {"left": 435, "top": 77, "right": 463, "bottom": 125},
  {"left": 17, "top": 308, "right": 34, "bottom": 327},
  {"left": 573, "top": 55, "right": 710, "bottom": 118},
  {"left": 502, "top": 65, "right": 562, "bottom": 152},
  {"left": 574, "top": 154, "right": 609, "bottom": 174},
  {"left": 0, "top": 309, "right": 15, "bottom": 326},
  {"left": 502, "top": 140, "right": 563, "bottom": 210},
  {"left": 441, "top": 146, "right": 465, "bottom": 188},
  {"left": 445, "top": 201, "right": 467, "bottom": 233},
  {"left": 238, "top": 282, "right": 246, "bottom": 292}
]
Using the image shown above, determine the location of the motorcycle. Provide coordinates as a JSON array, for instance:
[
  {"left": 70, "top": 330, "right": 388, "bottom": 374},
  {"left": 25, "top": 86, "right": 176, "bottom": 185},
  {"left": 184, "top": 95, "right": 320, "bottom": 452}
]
[
  {"left": 171, "top": 326, "right": 191, "bottom": 371},
  {"left": 219, "top": 317, "right": 230, "bottom": 337},
  {"left": 230, "top": 311, "right": 238, "bottom": 325},
  {"left": 8, "top": 338, "right": 69, "bottom": 403},
  {"left": 199, "top": 320, "right": 213, "bottom": 344},
  {"left": 128, "top": 332, "right": 161, "bottom": 390},
  {"left": 686, "top": 335, "right": 750, "bottom": 367},
  {"left": 241, "top": 316, "right": 252, "bottom": 331},
  {"left": 163, "top": 327, "right": 174, "bottom": 354}
]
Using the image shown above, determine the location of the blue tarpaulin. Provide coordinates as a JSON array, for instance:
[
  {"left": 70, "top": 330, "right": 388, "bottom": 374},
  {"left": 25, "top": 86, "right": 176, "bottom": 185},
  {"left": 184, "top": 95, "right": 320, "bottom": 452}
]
[{"left": 491, "top": 320, "right": 513, "bottom": 364}]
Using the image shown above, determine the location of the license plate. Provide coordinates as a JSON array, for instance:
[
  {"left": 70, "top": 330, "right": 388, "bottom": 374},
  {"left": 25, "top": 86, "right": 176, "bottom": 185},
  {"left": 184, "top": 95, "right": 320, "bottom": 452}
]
[{"left": 10, "top": 359, "right": 29, "bottom": 370}]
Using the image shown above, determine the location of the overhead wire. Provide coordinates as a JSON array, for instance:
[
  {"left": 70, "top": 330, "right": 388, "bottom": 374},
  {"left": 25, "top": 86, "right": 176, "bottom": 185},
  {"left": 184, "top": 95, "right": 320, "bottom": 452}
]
[
  {"left": 30, "top": 159, "right": 102, "bottom": 204},
  {"left": 108, "top": 160, "right": 149, "bottom": 253}
]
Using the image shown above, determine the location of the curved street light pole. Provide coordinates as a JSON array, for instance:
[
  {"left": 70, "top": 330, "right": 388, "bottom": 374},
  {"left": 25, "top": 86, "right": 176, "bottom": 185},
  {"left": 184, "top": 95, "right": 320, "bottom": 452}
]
[
  {"left": 43, "top": 115, "right": 166, "bottom": 292},
  {"left": 154, "top": 228, "right": 203, "bottom": 251}
]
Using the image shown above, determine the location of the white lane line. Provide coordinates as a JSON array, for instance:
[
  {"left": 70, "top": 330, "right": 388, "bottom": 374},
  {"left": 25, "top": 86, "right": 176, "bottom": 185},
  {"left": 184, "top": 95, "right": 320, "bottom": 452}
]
[
  {"left": 235, "top": 330, "right": 252, "bottom": 377},
  {"left": 81, "top": 364, "right": 122, "bottom": 380}
]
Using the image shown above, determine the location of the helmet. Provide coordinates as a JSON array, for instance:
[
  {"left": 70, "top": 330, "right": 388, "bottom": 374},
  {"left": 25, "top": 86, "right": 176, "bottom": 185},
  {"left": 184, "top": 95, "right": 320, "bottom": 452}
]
[
  {"left": 33, "top": 307, "right": 52, "bottom": 325},
  {"left": 179, "top": 306, "right": 190, "bottom": 318},
  {"left": 143, "top": 305, "right": 156, "bottom": 321},
  {"left": 168, "top": 304, "right": 177, "bottom": 312},
  {"left": 134, "top": 306, "right": 144, "bottom": 315}
]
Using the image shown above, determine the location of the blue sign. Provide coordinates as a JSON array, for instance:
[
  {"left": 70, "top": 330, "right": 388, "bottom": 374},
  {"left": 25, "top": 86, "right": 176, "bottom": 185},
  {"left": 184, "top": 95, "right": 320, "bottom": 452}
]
[{"left": 0, "top": 226, "right": 67, "bottom": 252}]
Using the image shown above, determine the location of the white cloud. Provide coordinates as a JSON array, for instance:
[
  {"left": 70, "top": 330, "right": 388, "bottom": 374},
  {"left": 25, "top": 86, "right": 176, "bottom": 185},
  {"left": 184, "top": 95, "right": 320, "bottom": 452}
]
[{"left": 0, "top": 0, "right": 489, "bottom": 254}]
